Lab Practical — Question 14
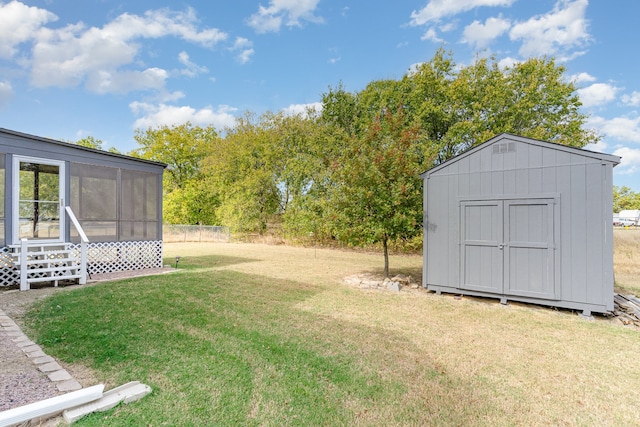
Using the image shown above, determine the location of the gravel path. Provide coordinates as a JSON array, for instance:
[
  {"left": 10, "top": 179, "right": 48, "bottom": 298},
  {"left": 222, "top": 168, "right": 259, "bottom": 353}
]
[
  {"left": 0, "top": 316, "right": 61, "bottom": 412},
  {"left": 0, "top": 285, "right": 71, "bottom": 413}
]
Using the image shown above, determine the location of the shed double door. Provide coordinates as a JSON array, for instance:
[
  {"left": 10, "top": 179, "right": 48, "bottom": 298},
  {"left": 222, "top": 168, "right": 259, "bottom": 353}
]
[{"left": 459, "top": 198, "right": 558, "bottom": 300}]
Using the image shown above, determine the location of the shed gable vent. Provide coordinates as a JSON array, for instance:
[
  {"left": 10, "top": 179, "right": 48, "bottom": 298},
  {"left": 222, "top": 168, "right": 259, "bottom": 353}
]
[{"left": 492, "top": 142, "right": 515, "bottom": 154}]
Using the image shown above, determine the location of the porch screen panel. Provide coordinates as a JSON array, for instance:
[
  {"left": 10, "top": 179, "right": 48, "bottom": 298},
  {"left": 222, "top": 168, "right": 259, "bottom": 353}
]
[
  {"left": 120, "top": 170, "right": 158, "bottom": 240},
  {"left": 0, "top": 154, "right": 4, "bottom": 245},
  {"left": 70, "top": 163, "right": 117, "bottom": 242}
]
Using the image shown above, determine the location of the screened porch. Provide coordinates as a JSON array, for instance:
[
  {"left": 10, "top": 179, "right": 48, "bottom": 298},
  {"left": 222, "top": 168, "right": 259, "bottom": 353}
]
[{"left": 0, "top": 128, "right": 166, "bottom": 288}]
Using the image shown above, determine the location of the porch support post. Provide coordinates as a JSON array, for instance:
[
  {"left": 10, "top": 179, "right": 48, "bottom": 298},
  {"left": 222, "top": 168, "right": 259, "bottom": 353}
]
[
  {"left": 20, "top": 238, "right": 29, "bottom": 291},
  {"left": 79, "top": 241, "right": 87, "bottom": 285}
]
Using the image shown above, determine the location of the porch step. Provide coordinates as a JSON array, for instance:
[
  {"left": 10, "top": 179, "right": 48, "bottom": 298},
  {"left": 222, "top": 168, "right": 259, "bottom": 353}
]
[
  {"left": 20, "top": 265, "right": 81, "bottom": 274},
  {"left": 10, "top": 241, "right": 87, "bottom": 290},
  {"left": 26, "top": 274, "right": 84, "bottom": 284},
  {"left": 19, "top": 257, "right": 79, "bottom": 266}
]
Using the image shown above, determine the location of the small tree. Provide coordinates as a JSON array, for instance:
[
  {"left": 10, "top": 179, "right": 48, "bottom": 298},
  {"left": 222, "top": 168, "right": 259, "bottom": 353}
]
[{"left": 328, "top": 106, "right": 433, "bottom": 277}]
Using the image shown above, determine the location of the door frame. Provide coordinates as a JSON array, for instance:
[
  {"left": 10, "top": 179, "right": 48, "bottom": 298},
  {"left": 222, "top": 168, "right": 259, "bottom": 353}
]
[
  {"left": 12, "top": 155, "right": 66, "bottom": 244},
  {"left": 458, "top": 194, "right": 560, "bottom": 300}
]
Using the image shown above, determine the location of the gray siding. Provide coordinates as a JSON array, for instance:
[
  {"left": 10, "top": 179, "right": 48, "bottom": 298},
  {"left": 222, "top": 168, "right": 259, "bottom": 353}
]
[{"left": 423, "top": 134, "right": 619, "bottom": 314}]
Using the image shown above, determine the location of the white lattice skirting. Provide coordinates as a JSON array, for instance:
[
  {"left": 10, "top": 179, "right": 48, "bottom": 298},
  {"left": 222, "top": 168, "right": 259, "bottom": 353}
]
[{"left": 0, "top": 240, "right": 163, "bottom": 287}]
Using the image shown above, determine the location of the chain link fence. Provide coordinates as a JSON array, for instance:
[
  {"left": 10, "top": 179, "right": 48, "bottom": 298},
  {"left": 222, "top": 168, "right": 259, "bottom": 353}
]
[{"left": 163, "top": 225, "right": 230, "bottom": 243}]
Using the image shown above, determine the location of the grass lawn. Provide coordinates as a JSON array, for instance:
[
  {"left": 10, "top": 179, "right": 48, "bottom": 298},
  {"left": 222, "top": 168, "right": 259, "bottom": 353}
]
[
  {"left": 614, "top": 228, "right": 640, "bottom": 294},
  {"left": 24, "top": 236, "right": 640, "bottom": 426}
]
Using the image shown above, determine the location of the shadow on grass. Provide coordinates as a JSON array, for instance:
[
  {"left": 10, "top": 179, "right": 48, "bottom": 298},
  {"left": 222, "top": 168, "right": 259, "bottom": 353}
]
[{"left": 26, "top": 266, "right": 502, "bottom": 426}]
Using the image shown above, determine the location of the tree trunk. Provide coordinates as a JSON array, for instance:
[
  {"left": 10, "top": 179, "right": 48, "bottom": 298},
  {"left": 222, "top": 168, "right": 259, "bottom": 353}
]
[{"left": 383, "top": 236, "right": 389, "bottom": 278}]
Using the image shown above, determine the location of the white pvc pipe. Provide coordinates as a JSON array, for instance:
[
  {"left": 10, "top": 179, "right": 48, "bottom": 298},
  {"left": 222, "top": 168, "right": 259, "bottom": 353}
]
[{"left": 0, "top": 384, "right": 104, "bottom": 427}]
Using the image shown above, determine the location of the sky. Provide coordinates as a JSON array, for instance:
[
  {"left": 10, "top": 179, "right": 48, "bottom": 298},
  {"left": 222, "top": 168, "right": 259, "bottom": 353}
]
[{"left": 1, "top": 0, "right": 639, "bottom": 189}]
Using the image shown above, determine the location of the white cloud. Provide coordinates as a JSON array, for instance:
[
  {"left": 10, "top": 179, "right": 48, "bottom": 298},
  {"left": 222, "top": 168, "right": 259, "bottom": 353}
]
[
  {"left": 0, "top": 80, "right": 13, "bottom": 108},
  {"left": 588, "top": 115, "right": 640, "bottom": 144},
  {"left": 177, "top": 51, "right": 208, "bottom": 77},
  {"left": 237, "top": 48, "right": 255, "bottom": 64},
  {"left": 569, "top": 72, "right": 596, "bottom": 84},
  {"left": 497, "top": 56, "right": 518, "bottom": 69},
  {"left": 102, "top": 8, "right": 227, "bottom": 47},
  {"left": 439, "top": 22, "right": 458, "bottom": 32},
  {"left": 230, "top": 37, "right": 254, "bottom": 64},
  {"left": 462, "top": 16, "right": 511, "bottom": 49},
  {"left": 586, "top": 116, "right": 640, "bottom": 176},
  {"left": 232, "top": 37, "right": 252, "bottom": 50},
  {"left": 158, "top": 91, "right": 186, "bottom": 103},
  {"left": 410, "top": 0, "right": 515, "bottom": 26},
  {"left": 247, "top": 0, "right": 323, "bottom": 33},
  {"left": 130, "top": 102, "right": 238, "bottom": 130},
  {"left": 582, "top": 140, "right": 608, "bottom": 153},
  {"left": 247, "top": 10, "right": 281, "bottom": 33},
  {"left": 577, "top": 83, "right": 619, "bottom": 108},
  {"left": 86, "top": 68, "right": 168, "bottom": 94},
  {"left": 28, "top": 6, "right": 226, "bottom": 93},
  {"left": 420, "top": 27, "right": 444, "bottom": 42},
  {"left": 622, "top": 91, "right": 640, "bottom": 107},
  {"left": 282, "top": 102, "right": 322, "bottom": 116},
  {"left": 613, "top": 146, "right": 640, "bottom": 175},
  {"left": 0, "top": 1, "right": 57, "bottom": 59},
  {"left": 509, "top": 0, "right": 590, "bottom": 59}
]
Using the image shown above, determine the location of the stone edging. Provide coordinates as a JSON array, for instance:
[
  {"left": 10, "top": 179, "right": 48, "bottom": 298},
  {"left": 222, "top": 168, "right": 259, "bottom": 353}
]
[{"left": 0, "top": 308, "right": 82, "bottom": 393}]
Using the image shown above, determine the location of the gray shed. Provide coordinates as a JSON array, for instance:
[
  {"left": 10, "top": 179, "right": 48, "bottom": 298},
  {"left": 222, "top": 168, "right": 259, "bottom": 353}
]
[{"left": 421, "top": 133, "right": 620, "bottom": 315}]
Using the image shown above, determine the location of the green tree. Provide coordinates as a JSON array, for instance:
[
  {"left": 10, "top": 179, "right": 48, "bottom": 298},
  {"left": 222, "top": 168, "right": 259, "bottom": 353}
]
[
  {"left": 613, "top": 186, "right": 640, "bottom": 212},
  {"left": 74, "top": 136, "right": 121, "bottom": 153},
  {"left": 131, "top": 123, "right": 219, "bottom": 225},
  {"left": 315, "top": 49, "right": 599, "bottom": 273},
  {"left": 163, "top": 181, "right": 219, "bottom": 225},
  {"left": 203, "top": 110, "right": 328, "bottom": 235},
  {"left": 75, "top": 136, "right": 104, "bottom": 150},
  {"left": 320, "top": 82, "right": 359, "bottom": 136},
  {"left": 132, "top": 123, "right": 217, "bottom": 191},
  {"left": 327, "top": 106, "right": 433, "bottom": 277},
  {"left": 402, "top": 49, "right": 598, "bottom": 163},
  {"left": 204, "top": 113, "right": 280, "bottom": 233}
]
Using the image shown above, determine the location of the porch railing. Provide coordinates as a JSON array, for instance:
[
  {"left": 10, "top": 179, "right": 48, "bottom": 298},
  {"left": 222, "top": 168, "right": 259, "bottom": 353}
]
[
  {"left": 65, "top": 206, "right": 89, "bottom": 244},
  {"left": 17, "top": 207, "right": 89, "bottom": 290},
  {"left": 65, "top": 206, "right": 89, "bottom": 283}
]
